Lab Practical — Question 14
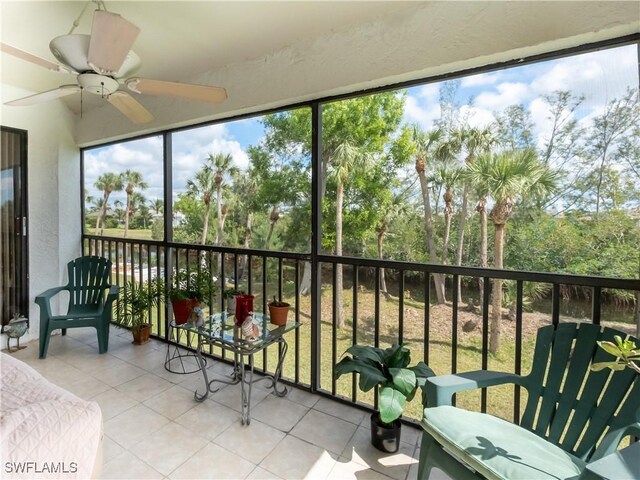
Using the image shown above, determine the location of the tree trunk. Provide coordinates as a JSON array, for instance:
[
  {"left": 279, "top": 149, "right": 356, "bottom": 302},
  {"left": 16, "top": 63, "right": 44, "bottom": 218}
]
[
  {"left": 417, "top": 168, "right": 446, "bottom": 304},
  {"left": 216, "top": 185, "right": 223, "bottom": 245},
  {"left": 95, "top": 207, "right": 102, "bottom": 234},
  {"left": 239, "top": 212, "right": 253, "bottom": 280},
  {"left": 490, "top": 222, "right": 505, "bottom": 354},
  {"left": 441, "top": 210, "right": 452, "bottom": 265},
  {"left": 454, "top": 184, "right": 470, "bottom": 303},
  {"left": 477, "top": 198, "right": 488, "bottom": 311},
  {"left": 220, "top": 207, "right": 228, "bottom": 236},
  {"left": 336, "top": 181, "right": 345, "bottom": 328},
  {"left": 124, "top": 192, "right": 131, "bottom": 238},
  {"left": 299, "top": 156, "right": 330, "bottom": 296},
  {"left": 265, "top": 206, "right": 279, "bottom": 248},
  {"left": 201, "top": 202, "right": 211, "bottom": 245},
  {"left": 99, "top": 192, "right": 110, "bottom": 236}
]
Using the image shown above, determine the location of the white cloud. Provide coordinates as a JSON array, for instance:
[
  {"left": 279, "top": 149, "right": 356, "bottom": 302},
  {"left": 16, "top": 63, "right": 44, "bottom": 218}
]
[
  {"left": 84, "top": 136, "right": 163, "bottom": 205},
  {"left": 474, "top": 82, "right": 530, "bottom": 111},
  {"left": 171, "top": 124, "right": 250, "bottom": 197},
  {"left": 458, "top": 105, "right": 495, "bottom": 129},
  {"left": 461, "top": 72, "right": 500, "bottom": 88},
  {"left": 530, "top": 45, "right": 637, "bottom": 112},
  {"left": 404, "top": 94, "right": 440, "bottom": 130},
  {"left": 529, "top": 97, "right": 556, "bottom": 151}
]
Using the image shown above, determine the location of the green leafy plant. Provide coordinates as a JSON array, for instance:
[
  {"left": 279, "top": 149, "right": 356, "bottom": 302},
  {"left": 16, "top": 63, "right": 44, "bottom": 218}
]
[
  {"left": 162, "top": 268, "right": 216, "bottom": 302},
  {"left": 116, "top": 280, "right": 162, "bottom": 331},
  {"left": 335, "top": 343, "right": 435, "bottom": 424},
  {"left": 591, "top": 336, "right": 640, "bottom": 374},
  {"left": 224, "top": 288, "right": 245, "bottom": 298}
]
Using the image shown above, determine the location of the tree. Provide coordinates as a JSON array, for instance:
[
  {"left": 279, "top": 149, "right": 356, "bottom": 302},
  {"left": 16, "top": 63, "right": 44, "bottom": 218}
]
[
  {"left": 412, "top": 127, "right": 447, "bottom": 304},
  {"left": 211, "top": 153, "right": 238, "bottom": 245},
  {"left": 429, "top": 164, "right": 462, "bottom": 265},
  {"left": 186, "top": 164, "right": 215, "bottom": 245},
  {"left": 149, "top": 198, "right": 164, "bottom": 216},
  {"left": 121, "top": 170, "right": 148, "bottom": 238},
  {"left": 584, "top": 88, "right": 639, "bottom": 217},
  {"left": 451, "top": 127, "right": 496, "bottom": 300},
  {"left": 261, "top": 93, "right": 406, "bottom": 295},
  {"left": 483, "top": 149, "right": 557, "bottom": 353},
  {"left": 94, "top": 172, "right": 123, "bottom": 236},
  {"left": 331, "top": 141, "right": 371, "bottom": 328},
  {"left": 494, "top": 105, "right": 535, "bottom": 150},
  {"left": 232, "top": 166, "right": 260, "bottom": 278}
]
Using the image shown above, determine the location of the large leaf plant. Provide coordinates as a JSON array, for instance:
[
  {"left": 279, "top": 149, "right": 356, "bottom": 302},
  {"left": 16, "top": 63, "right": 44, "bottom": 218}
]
[
  {"left": 591, "top": 336, "right": 640, "bottom": 374},
  {"left": 335, "top": 344, "right": 435, "bottom": 424}
]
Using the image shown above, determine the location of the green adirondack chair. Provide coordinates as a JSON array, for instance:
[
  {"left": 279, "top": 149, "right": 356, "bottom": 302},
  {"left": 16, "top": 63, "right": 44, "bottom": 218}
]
[
  {"left": 36, "top": 256, "right": 119, "bottom": 359},
  {"left": 418, "top": 323, "right": 640, "bottom": 480}
]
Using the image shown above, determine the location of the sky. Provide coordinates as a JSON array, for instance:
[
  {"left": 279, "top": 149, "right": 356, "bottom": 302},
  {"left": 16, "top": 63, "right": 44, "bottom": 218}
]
[{"left": 83, "top": 44, "right": 639, "bottom": 211}]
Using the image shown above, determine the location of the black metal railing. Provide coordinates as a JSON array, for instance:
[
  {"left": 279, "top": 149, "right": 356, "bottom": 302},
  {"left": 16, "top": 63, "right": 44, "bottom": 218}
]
[{"left": 84, "top": 235, "right": 640, "bottom": 425}]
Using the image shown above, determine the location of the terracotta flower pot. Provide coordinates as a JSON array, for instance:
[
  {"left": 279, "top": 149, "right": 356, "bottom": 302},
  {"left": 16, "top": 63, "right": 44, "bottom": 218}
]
[
  {"left": 268, "top": 303, "right": 290, "bottom": 326},
  {"left": 132, "top": 324, "right": 151, "bottom": 345},
  {"left": 172, "top": 298, "right": 199, "bottom": 325}
]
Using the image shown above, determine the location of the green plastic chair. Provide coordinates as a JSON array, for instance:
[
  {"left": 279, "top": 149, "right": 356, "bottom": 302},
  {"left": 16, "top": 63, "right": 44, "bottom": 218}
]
[
  {"left": 36, "top": 256, "right": 119, "bottom": 359},
  {"left": 418, "top": 323, "right": 640, "bottom": 480}
]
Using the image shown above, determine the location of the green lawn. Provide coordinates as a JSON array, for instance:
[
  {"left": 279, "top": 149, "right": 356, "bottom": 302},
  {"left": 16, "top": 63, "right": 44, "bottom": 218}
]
[{"left": 87, "top": 227, "right": 154, "bottom": 240}]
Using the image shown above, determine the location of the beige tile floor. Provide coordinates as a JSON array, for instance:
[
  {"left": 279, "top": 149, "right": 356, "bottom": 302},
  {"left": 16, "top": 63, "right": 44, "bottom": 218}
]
[{"left": 5, "top": 327, "right": 449, "bottom": 480}]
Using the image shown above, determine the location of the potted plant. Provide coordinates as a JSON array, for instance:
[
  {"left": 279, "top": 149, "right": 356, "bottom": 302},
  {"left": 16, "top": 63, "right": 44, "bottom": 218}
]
[
  {"left": 224, "top": 288, "right": 245, "bottom": 315},
  {"left": 268, "top": 296, "right": 290, "bottom": 326},
  {"left": 335, "top": 343, "right": 434, "bottom": 453},
  {"left": 116, "top": 279, "right": 162, "bottom": 345},
  {"left": 163, "top": 268, "right": 216, "bottom": 325},
  {"left": 591, "top": 336, "right": 640, "bottom": 373}
]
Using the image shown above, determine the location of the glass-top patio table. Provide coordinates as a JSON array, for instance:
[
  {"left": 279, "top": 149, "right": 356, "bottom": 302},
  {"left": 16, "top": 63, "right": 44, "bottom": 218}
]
[{"left": 180, "top": 312, "right": 299, "bottom": 425}]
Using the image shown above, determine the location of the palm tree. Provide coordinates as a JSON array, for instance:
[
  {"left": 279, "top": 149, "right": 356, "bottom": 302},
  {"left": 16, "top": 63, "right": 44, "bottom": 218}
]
[
  {"left": 121, "top": 170, "right": 148, "bottom": 238},
  {"left": 481, "top": 149, "right": 557, "bottom": 353},
  {"left": 186, "top": 165, "right": 215, "bottom": 245},
  {"left": 149, "top": 199, "right": 164, "bottom": 216},
  {"left": 113, "top": 199, "right": 125, "bottom": 225},
  {"left": 210, "top": 153, "right": 238, "bottom": 246},
  {"left": 94, "top": 172, "right": 123, "bottom": 236},
  {"left": 413, "top": 127, "right": 446, "bottom": 304},
  {"left": 429, "top": 165, "right": 462, "bottom": 265},
  {"left": 451, "top": 127, "right": 496, "bottom": 299},
  {"left": 332, "top": 141, "right": 370, "bottom": 328},
  {"left": 129, "top": 192, "right": 148, "bottom": 228},
  {"left": 463, "top": 152, "right": 495, "bottom": 309},
  {"left": 232, "top": 168, "right": 259, "bottom": 278}
]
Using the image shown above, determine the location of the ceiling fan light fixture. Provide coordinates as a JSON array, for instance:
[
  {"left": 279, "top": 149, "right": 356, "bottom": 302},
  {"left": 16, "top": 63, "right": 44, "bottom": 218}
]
[
  {"left": 78, "top": 73, "right": 119, "bottom": 96},
  {"left": 49, "top": 34, "right": 90, "bottom": 73}
]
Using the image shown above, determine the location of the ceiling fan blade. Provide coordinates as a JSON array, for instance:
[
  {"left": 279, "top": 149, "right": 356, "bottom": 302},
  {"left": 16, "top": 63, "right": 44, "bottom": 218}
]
[
  {"left": 108, "top": 91, "right": 154, "bottom": 124},
  {"left": 88, "top": 10, "right": 140, "bottom": 75},
  {"left": 1, "top": 42, "right": 65, "bottom": 72},
  {"left": 5, "top": 85, "right": 80, "bottom": 106},
  {"left": 126, "top": 78, "right": 227, "bottom": 104}
]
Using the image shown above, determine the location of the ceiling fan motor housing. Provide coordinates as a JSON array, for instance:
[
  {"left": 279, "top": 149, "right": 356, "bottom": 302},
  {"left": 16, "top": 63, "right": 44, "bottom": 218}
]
[{"left": 78, "top": 73, "right": 119, "bottom": 96}]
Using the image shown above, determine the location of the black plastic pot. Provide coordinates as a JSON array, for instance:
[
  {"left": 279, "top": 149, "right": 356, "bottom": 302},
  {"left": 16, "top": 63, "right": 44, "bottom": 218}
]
[{"left": 370, "top": 413, "right": 401, "bottom": 453}]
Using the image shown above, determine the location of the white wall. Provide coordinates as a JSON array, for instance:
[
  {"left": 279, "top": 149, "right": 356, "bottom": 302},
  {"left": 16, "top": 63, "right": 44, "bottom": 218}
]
[{"left": 1, "top": 84, "right": 79, "bottom": 345}]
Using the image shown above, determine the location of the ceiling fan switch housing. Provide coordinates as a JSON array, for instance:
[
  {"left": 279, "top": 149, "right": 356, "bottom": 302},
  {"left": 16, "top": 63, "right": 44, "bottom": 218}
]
[{"left": 78, "top": 73, "right": 119, "bottom": 96}]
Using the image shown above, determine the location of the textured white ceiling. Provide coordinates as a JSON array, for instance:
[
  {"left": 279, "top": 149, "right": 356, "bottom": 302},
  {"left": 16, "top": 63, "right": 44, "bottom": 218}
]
[
  {"left": 1, "top": 1, "right": 638, "bottom": 145},
  {"left": 1, "top": 1, "right": 418, "bottom": 97}
]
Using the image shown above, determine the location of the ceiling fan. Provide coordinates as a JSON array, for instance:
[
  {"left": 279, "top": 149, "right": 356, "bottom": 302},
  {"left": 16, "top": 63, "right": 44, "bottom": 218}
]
[{"left": 2, "top": 1, "right": 227, "bottom": 124}]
